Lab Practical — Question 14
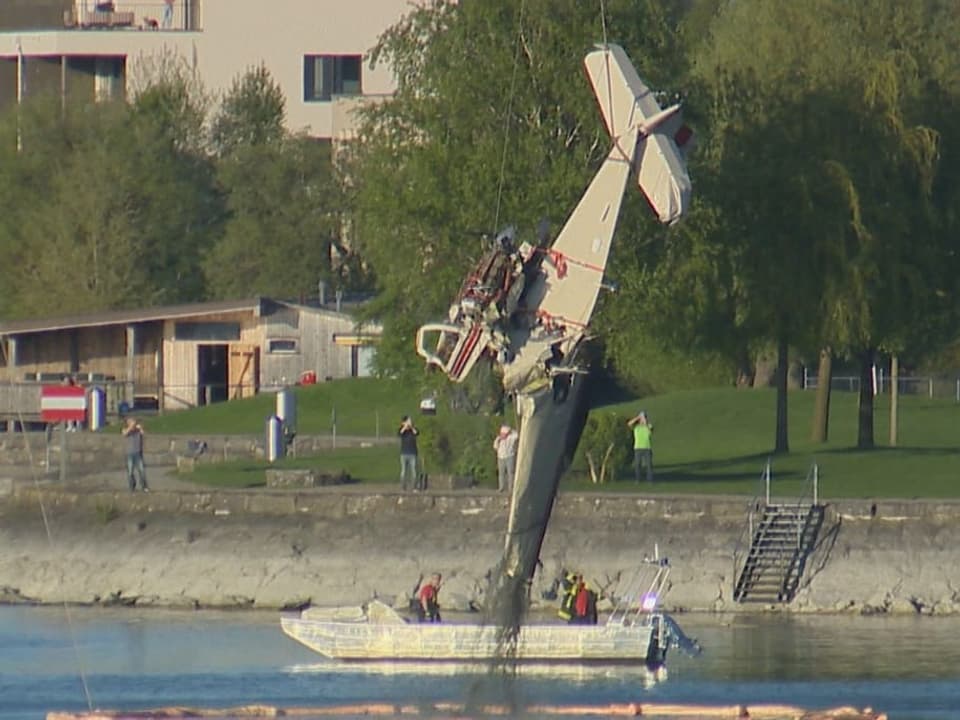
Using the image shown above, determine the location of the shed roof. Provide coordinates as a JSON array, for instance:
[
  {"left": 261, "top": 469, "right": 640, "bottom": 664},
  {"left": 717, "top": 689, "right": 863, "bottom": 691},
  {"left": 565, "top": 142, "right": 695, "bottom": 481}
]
[{"left": 0, "top": 298, "right": 266, "bottom": 336}]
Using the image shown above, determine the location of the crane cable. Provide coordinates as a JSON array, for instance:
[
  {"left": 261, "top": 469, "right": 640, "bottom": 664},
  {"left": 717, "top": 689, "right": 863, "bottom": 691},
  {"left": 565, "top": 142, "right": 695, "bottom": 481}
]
[
  {"left": 491, "top": 0, "right": 526, "bottom": 234},
  {"left": 0, "top": 341, "right": 94, "bottom": 712}
]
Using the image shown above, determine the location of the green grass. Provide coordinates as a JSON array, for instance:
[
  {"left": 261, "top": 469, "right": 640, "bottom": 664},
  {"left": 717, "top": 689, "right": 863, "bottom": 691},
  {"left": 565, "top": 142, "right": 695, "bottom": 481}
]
[
  {"left": 564, "top": 387, "right": 960, "bottom": 498},
  {"left": 169, "top": 379, "right": 960, "bottom": 498},
  {"left": 187, "top": 445, "right": 407, "bottom": 488},
  {"left": 144, "top": 378, "right": 422, "bottom": 436}
]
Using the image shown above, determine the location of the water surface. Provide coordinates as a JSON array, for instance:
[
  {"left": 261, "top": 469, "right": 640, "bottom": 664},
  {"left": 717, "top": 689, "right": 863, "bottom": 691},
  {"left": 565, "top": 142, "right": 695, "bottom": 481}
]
[{"left": 1, "top": 607, "right": 957, "bottom": 720}]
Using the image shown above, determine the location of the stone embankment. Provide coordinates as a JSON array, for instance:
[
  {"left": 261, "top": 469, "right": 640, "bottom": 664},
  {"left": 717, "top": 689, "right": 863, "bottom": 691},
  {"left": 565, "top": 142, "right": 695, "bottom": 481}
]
[
  {"left": 2, "top": 441, "right": 960, "bottom": 616},
  {"left": 0, "top": 431, "right": 390, "bottom": 473}
]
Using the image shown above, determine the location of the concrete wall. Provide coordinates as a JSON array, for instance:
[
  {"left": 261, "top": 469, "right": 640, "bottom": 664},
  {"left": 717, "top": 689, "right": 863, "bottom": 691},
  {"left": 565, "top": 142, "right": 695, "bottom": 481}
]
[{"left": 2, "top": 479, "right": 959, "bottom": 616}]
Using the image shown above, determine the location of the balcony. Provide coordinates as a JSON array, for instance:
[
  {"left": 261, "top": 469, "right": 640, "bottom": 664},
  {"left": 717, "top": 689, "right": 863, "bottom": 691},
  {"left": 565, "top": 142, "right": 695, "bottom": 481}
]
[{"left": 63, "top": 1, "right": 201, "bottom": 32}]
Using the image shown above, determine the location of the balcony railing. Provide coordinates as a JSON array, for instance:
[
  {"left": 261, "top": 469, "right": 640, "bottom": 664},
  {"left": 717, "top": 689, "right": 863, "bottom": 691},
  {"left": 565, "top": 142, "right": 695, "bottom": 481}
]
[{"left": 64, "top": 1, "right": 201, "bottom": 32}]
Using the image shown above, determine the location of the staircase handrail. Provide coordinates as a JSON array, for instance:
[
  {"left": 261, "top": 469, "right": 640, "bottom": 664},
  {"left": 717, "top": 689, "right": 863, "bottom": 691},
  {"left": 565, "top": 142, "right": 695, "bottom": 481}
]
[
  {"left": 732, "top": 458, "right": 771, "bottom": 597},
  {"left": 791, "top": 461, "right": 820, "bottom": 549}
]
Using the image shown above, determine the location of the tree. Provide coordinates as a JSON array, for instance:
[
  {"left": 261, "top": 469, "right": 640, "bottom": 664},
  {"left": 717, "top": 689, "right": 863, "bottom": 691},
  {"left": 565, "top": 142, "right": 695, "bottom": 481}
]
[
  {"left": 210, "top": 64, "right": 286, "bottom": 157},
  {"left": 575, "top": 412, "right": 630, "bottom": 484},
  {"left": 691, "top": 0, "right": 960, "bottom": 451},
  {"left": 0, "top": 95, "right": 218, "bottom": 316},
  {"left": 204, "top": 65, "right": 343, "bottom": 300},
  {"left": 204, "top": 135, "right": 342, "bottom": 299}
]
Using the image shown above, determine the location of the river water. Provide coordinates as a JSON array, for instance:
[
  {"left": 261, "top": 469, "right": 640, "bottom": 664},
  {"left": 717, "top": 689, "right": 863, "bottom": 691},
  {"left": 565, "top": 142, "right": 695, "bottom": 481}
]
[{"left": 1, "top": 606, "right": 957, "bottom": 720}]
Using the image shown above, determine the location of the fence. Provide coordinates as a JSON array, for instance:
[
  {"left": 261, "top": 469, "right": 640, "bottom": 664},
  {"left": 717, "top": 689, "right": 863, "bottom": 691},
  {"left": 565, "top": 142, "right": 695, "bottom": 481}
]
[
  {"left": 66, "top": 1, "right": 201, "bottom": 31},
  {"left": 802, "top": 370, "right": 960, "bottom": 402}
]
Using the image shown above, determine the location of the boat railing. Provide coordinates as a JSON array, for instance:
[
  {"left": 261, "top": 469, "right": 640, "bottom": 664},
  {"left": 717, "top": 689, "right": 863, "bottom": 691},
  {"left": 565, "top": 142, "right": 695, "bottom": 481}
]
[{"left": 606, "top": 546, "right": 671, "bottom": 628}]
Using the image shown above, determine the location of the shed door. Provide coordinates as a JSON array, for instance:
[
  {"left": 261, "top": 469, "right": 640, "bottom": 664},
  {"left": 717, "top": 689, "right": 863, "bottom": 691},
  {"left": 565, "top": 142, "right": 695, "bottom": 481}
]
[{"left": 228, "top": 344, "right": 259, "bottom": 399}]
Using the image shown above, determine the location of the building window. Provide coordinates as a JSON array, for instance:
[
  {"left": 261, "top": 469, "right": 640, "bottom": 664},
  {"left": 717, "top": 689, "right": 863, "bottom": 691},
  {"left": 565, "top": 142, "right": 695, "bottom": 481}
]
[
  {"left": 267, "top": 339, "right": 298, "bottom": 354},
  {"left": 303, "top": 55, "right": 362, "bottom": 102}
]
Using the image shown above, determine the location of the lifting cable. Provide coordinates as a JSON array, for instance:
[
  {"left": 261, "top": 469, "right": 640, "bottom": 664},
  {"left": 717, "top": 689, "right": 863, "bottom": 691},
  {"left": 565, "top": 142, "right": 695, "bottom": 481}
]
[
  {"left": 0, "top": 340, "right": 94, "bottom": 712},
  {"left": 491, "top": 0, "right": 526, "bottom": 234}
]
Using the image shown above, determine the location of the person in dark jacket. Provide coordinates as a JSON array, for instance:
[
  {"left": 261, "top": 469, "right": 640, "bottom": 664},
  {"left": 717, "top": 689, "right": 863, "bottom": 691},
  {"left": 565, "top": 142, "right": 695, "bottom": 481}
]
[
  {"left": 398, "top": 415, "right": 419, "bottom": 491},
  {"left": 558, "top": 570, "right": 579, "bottom": 622}
]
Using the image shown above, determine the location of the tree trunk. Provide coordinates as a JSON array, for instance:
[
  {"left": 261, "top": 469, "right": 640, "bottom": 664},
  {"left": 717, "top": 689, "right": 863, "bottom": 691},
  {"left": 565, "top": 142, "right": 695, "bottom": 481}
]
[
  {"left": 598, "top": 443, "right": 615, "bottom": 484},
  {"left": 774, "top": 335, "right": 789, "bottom": 454},
  {"left": 810, "top": 348, "right": 833, "bottom": 443},
  {"left": 889, "top": 354, "right": 899, "bottom": 447},
  {"left": 736, "top": 347, "right": 755, "bottom": 387},
  {"left": 857, "top": 347, "right": 875, "bottom": 449},
  {"left": 586, "top": 454, "right": 599, "bottom": 484}
]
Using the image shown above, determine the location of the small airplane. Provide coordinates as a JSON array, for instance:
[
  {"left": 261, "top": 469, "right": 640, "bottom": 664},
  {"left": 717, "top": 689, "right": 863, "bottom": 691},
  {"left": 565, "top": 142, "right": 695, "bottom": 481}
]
[
  {"left": 416, "top": 43, "right": 695, "bottom": 624},
  {"left": 415, "top": 44, "right": 692, "bottom": 393}
]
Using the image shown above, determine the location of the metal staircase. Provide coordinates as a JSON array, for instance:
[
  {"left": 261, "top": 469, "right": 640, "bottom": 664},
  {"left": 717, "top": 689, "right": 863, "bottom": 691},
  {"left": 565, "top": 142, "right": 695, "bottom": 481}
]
[{"left": 733, "top": 462, "right": 826, "bottom": 604}]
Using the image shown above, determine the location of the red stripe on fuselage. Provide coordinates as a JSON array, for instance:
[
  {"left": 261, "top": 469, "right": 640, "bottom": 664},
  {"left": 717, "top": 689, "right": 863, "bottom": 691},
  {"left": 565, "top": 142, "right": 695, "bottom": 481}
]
[{"left": 450, "top": 324, "right": 483, "bottom": 379}]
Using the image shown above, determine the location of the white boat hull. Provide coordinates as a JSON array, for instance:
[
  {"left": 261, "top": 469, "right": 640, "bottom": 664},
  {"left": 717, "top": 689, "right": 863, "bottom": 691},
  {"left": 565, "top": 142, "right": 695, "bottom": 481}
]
[{"left": 280, "top": 614, "right": 668, "bottom": 665}]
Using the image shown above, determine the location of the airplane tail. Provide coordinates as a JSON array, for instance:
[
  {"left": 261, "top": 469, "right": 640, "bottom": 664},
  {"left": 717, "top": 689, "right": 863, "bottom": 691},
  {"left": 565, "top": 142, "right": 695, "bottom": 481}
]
[{"left": 584, "top": 44, "right": 692, "bottom": 224}]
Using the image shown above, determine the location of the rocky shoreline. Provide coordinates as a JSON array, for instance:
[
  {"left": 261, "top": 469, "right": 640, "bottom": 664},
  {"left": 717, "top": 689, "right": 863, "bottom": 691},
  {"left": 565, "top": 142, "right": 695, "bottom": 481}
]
[{"left": 3, "top": 479, "right": 960, "bottom": 617}]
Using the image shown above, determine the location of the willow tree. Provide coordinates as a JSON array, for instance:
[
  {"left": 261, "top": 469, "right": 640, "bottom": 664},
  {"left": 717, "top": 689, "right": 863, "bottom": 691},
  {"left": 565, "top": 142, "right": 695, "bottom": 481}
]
[
  {"left": 693, "top": 0, "right": 960, "bottom": 451},
  {"left": 343, "top": 0, "right": 691, "bottom": 379}
]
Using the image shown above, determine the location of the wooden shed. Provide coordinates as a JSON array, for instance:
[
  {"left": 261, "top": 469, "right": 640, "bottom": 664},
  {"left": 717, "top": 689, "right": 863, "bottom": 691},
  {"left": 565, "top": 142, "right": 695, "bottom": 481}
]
[{"left": 0, "top": 297, "right": 380, "bottom": 420}]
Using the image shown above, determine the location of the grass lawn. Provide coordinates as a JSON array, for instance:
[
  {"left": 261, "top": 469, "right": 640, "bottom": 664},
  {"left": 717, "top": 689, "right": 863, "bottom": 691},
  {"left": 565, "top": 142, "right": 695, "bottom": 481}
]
[
  {"left": 568, "top": 387, "right": 960, "bottom": 499},
  {"left": 143, "top": 378, "right": 422, "bottom": 436},
  {"left": 171, "top": 379, "right": 960, "bottom": 499},
  {"left": 185, "top": 446, "right": 400, "bottom": 489}
]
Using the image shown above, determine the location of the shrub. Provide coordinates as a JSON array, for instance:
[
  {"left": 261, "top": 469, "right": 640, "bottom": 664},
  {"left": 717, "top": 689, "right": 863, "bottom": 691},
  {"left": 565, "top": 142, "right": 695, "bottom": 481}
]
[{"left": 575, "top": 411, "right": 631, "bottom": 483}]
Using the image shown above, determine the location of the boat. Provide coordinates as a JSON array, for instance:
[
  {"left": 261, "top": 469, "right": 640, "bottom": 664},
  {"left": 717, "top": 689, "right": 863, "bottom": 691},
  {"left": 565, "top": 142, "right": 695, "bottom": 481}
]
[{"left": 281, "top": 554, "right": 699, "bottom": 666}]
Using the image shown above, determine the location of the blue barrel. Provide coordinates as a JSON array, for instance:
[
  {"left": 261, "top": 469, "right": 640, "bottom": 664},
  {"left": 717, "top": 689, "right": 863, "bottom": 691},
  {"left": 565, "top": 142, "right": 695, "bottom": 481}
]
[{"left": 89, "top": 387, "right": 107, "bottom": 431}]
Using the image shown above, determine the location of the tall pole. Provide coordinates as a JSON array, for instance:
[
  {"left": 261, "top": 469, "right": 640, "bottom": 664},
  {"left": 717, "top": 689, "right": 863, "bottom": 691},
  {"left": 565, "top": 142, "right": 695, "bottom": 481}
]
[
  {"left": 889, "top": 354, "right": 899, "bottom": 447},
  {"left": 16, "top": 38, "right": 23, "bottom": 152}
]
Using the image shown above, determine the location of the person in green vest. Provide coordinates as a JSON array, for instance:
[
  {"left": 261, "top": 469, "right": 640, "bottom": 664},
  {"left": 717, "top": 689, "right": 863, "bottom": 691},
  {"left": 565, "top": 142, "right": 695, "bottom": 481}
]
[{"left": 627, "top": 410, "right": 654, "bottom": 483}]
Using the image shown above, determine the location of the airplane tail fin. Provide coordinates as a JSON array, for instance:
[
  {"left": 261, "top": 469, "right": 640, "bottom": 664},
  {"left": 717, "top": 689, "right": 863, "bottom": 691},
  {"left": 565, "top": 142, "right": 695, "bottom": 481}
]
[{"left": 584, "top": 44, "right": 692, "bottom": 224}]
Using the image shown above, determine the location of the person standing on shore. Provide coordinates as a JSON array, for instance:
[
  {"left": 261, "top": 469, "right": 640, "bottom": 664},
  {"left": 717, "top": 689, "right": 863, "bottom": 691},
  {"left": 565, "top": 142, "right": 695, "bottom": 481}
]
[
  {"left": 493, "top": 424, "right": 519, "bottom": 493},
  {"left": 627, "top": 410, "right": 654, "bottom": 483},
  {"left": 398, "top": 415, "right": 419, "bottom": 492},
  {"left": 122, "top": 416, "right": 149, "bottom": 492}
]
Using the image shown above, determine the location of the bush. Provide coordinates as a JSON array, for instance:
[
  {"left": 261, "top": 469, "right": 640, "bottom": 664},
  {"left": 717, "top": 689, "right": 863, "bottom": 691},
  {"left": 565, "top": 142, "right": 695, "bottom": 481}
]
[
  {"left": 418, "top": 413, "right": 498, "bottom": 485},
  {"left": 574, "top": 411, "right": 631, "bottom": 483}
]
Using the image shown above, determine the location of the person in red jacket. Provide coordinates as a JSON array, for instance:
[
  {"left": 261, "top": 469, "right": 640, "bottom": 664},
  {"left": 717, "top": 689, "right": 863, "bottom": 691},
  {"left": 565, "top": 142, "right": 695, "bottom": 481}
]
[
  {"left": 418, "top": 573, "right": 442, "bottom": 623},
  {"left": 574, "top": 579, "right": 599, "bottom": 625}
]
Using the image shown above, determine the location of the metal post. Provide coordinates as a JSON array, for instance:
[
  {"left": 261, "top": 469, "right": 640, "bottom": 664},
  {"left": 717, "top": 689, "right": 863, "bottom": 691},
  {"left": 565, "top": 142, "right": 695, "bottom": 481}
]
[
  {"left": 956, "top": 378, "right": 959, "bottom": 404},
  {"left": 59, "top": 422, "right": 67, "bottom": 482},
  {"left": 765, "top": 458, "right": 771, "bottom": 505},
  {"left": 16, "top": 38, "right": 23, "bottom": 153},
  {"left": 331, "top": 404, "right": 337, "bottom": 450},
  {"left": 929, "top": 378, "right": 934, "bottom": 399},
  {"left": 813, "top": 463, "right": 819, "bottom": 505}
]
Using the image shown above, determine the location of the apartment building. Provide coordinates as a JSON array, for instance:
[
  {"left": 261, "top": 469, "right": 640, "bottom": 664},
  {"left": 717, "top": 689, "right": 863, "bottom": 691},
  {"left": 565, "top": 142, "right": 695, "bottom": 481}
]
[{"left": 0, "top": 0, "right": 412, "bottom": 139}]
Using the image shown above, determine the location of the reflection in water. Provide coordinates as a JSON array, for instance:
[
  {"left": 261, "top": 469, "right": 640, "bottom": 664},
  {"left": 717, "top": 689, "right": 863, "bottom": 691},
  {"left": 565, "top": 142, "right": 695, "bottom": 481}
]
[
  {"left": 708, "top": 614, "right": 957, "bottom": 680},
  {"left": 286, "top": 660, "right": 667, "bottom": 688}
]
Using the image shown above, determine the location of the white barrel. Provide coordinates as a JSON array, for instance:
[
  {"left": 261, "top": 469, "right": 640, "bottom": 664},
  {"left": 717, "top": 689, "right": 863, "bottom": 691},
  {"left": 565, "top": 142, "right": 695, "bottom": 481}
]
[
  {"left": 89, "top": 387, "right": 107, "bottom": 431},
  {"left": 277, "top": 388, "right": 297, "bottom": 431},
  {"left": 266, "top": 415, "right": 284, "bottom": 462}
]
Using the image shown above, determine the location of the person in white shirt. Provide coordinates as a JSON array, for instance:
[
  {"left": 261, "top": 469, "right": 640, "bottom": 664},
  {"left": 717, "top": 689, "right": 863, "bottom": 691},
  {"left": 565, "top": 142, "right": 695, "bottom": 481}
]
[{"left": 493, "top": 424, "right": 519, "bottom": 493}]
